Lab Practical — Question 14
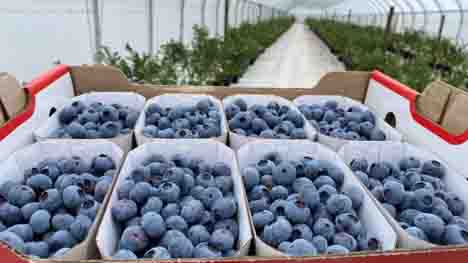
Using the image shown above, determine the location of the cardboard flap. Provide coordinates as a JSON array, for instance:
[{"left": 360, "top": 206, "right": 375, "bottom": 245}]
[
  {"left": 0, "top": 73, "right": 28, "bottom": 119},
  {"left": 441, "top": 91, "right": 468, "bottom": 135},
  {"left": 313, "top": 71, "right": 371, "bottom": 103},
  {"left": 69, "top": 64, "right": 130, "bottom": 95},
  {"left": 415, "top": 81, "right": 451, "bottom": 124}
]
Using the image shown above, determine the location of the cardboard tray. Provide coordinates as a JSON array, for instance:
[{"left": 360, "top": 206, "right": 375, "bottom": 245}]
[
  {"left": 0, "top": 141, "right": 124, "bottom": 260},
  {"left": 222, "top": 94, "right": 318, "bottom": 151},
  {"left": 96, "top": 140, "right": 252, "bottom": 259},
  {"left": 293, "top": 95, "right": 403, "bottom": 151},
  {"left": 236, "top": 140, "right": 397, "bottom": 256},
  {"left": 338, "top": 141, "right": 468, "bottom": 249},
  {"left": 134, "top": 94, "right": 228, "bottom": 145}
]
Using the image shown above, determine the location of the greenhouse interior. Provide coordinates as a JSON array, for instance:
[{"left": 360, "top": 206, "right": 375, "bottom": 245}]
[{"left": 1, "top": 0, "right": 468, "bottom": 263}]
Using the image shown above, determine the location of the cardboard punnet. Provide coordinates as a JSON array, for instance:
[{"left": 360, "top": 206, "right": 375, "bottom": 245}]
[
  {"left": 293, "top": 95, "right": 403, "bottom": 151},
  {"left": 134, "top": 94, "right": 228, "bottom": 145},
  {"left": 236, "top": 140, "right": 397, "bottom": 257},
  {"left": 222, "top": 94, "right": 318, "bottom": 151},
  {"left": 34, "top": 92, "right": 146, "bottom": 153},
  {"left": 338, "top": 141, "right": 468, "bottom": 249},
  {"left": 96, "top": 140, "right": 252, "bottom": 259},
  {"left": 0, "top": 141, "right": 124, "bottom": 260}
]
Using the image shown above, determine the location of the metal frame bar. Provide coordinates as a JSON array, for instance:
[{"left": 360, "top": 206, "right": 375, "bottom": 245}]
[
  {"left": 147, "top": 0, "right": 154, "bottom": 55},
  {"left": 201, "top": 0, "right": 207, "bottom": 27},
  {"left": 414, "top": 0, "right": 428, "bottom": 32}
]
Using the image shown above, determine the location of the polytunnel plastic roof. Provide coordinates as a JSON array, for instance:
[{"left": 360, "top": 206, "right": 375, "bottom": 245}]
[{"left": 250, "top": 0, "right": 466, "bottom": 13}]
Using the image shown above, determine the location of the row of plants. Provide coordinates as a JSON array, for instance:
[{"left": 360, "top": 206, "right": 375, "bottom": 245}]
[
  {"left": 306, "top": 18, "right": 468, "bottom": 91},
  {"left": 98, "top": 16, "right": 294, "bottom": 86}
]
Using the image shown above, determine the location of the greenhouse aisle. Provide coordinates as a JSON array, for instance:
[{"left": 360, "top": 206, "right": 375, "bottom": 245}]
[{"left": 236, "top": 23, "right": 345, "bottom": 88}]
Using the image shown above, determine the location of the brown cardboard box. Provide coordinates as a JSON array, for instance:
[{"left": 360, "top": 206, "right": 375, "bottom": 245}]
[{"left": 0, "top": 73, "right": 28, "bottom": 120}]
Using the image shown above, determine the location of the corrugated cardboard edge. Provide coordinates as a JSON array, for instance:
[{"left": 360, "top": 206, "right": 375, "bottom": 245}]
[
  {"left": 440, "top": 83, "right": 468, "bottom": 135},
  {"left": 0, "top": 73, "right": 28, "bottom": 120},
  {"left": 415, "top": 81, "right": 451, "bottom": 124},
  {"left": 134, "top": 94, "right": 229, "bottom": 146},
  {"left": 237, "top": 140, "right": 397, "bottom": 257}
]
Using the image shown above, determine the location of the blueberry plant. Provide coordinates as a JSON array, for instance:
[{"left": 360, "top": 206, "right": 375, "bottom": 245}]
[
  {"left": 99, "top": 17, "right": 294, "bottom": 86},
  {"left": 306, "top": 18, "right": 468, "bottom": 92}
]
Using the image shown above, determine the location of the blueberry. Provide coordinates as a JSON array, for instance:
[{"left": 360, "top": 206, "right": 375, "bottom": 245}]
[
  {"left": 326, "top": 194, "right": 353, "bottom": 216},
  {"left": 357, "top": 234, "right": 382, "bottom": 251},
  {"left": 212, "top": 197, "right": 237, "bottom": 220},
  {"left": 402, "top": 171, "right": 422, "bottom": 190},
  {"left": 21, "top": 202, "right": 41, "bottom": 221},
  {"left": 369, "top": 162, "right": 389, "bottom": 180},
  {"left": 94, "top": 179, "right": 111, "bottom": 203},
  {"left": 284, "top": 239, "right": 317, "bottom": 256},
  {"left": 167, "top": 236, "right": 194, "bottom": 258},
  {"left": 263, "top": 185, "right": 285, "bottom": 201},
  {"left": 414, "top": 213, "right": 445, "bottom": 242},
  {"left": 232, "top": 98, "right": 247, "bottom": 111},
  {"left": 406, "top": 226, "right": 428, "bottom": 241},
  {"left": 126, "top": 217, "right": 142, "bottom": 227},
  {"left": 163, "top": 167, "right": 185, "bottom": 185},
  {"left": 62, "top": 185, "right": 84, "bottom": 209},
  {"left": 187, "top": 225, "right": 211, "bottom": 246},
  {"left": 291, "top": 224, "right": 313, "bottom": 242},
  {"left": 285, "top": 199, "right": 310, "bottom": 224},
  {"left": 314, "top": 175, "right": 337, "bottom": 189},
  {"left": 382, "top": 181, "right": 405, "bottom": 206},
  {"left": 91, "top": 154, "right": 115, "bottom": 174},
  {"left": 141, "top": 197, "right": 163, "bottom": 216},
  {"left": 313, "top": 218, "right": 336, "bottom": 241},
  {"left": 52, "top": 213, "right": 75, "bottom": 231},
  {"left": 263, "top": 112, "right": 281, "bottom": 129},
  {"left": 26, "top": 174, "right": 52, "bottom": 192},
  {"left": 335, "top": 213, "right": 363, "bottom": 237},
  {"left": 443, "top": 224, "right": 468, "bottom": 245},
  {"left": 118, "top": 180, "right": 136, "bottom": 200},
  {"left": 196, "top": 172, "right": 216, "bottom": 188},
  {"left": 161, "top": 204, "right": 180, "bottom": 220},
  {"left": 262, "top": 217, "right": 292, "bottom": 246},
  {"left": 399, "top": 157, "right": 421, "bottom": 171},
  {"left": 249, "top": 185, "right": 270, "bottom": 201},
  {"left": 446, "top": 193, "right": 465, "bottom": 216},
  {"left": 312, "top": 235, "right": 328, "bottom": 253},
  {"left": 242, "top": 167, "right": 260, "bottom": 191},
  {"left": 333, "top": 232, "right": 357, "bottom": 251},
  {"left": 48, "top": 230, "right": 77, "bottom": 252},
  {"left": 141, "top": 212, "right": 166, "bottom": 239},
  {"left": 69, "top": 214, "right": 92, "bottom": 241},
  {"left": 30, "top": 209, "right": 51, "bottom": 235},
  {"left": 113, "top": 249, "right": 138, "bottom": 259},
  {"left": 252, "top": 210, "right": 274, "bottom": 230},
  {"left": 370, "top": 186, "right": 384, "bottom": 202},
  {"left": 421, "top": 160, "right": 446, "bottom": 178},
  {"left": 201, "top": 187, "right": 223, "bottom": 208},
  {"left": 433, "top": 205, "right": 454, "bottom": 223},
  {"left": 323, "top": 110, "right": 337, "bottom": 123},
  {"left": 8, "top": 224, "right": 33, "bottom": 242},
  {"left": 256, "top": 159, "right": 276, "bottom": 176},
  {"left": 193, "top": 242, "right": 222, "bottom": 258},
  {"left": 278, "top": 241, "right": 291, "bottom": 252},
  {"left": 24, "top": 241, "right": 49, "bottom": 258},
  {"left": 399, "top": 209, "right": 421, "bottom": 225},
  {"left": 181, "top": 199, "right": 205, "bottom": 224},
  {"left": 272, "top": 162, "right": 296, "bottom": 185},
  {"left": 8, "top": 185, "right": 36, "bottom": 207},
  {"left": 129, "top": 182, "right": 153, "bottom": 205},
  {"left": 350, "top": 159, "right": 368, "bottom": 172},
  {"left": 144, "top": 246, "right": 172, "bottom": 259},
  {"left": 413, "top": 189, "right": 434, "bottom": 212},
  {"left": 249, "top": 198, "right": 269, "bottom": 213},
  {"left": 79, "top": 199, "right": 100, "bottom": 220},
  {"left": 112, "top": 199, "right": 138, "bottom": 223},
  {"left": 0, "top": 231, "right": 25, "bottom": 254},
  {"left": 0, "top": 203, "right": 22, "bottom": 226},
  {"left": 317, "top": 185, "right": 338, "bottom": 203},
  {"left": 190, "top": 186, "right": 205, "bottom": 201},
  {"left": 59, "top": 105, "right": 78, "bottom": 124},
  {"left": 119, "top": 225, "right": 149, "bottom": 253}
]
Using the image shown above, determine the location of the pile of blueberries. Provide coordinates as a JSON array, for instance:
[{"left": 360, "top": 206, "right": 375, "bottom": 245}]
[
  {"left": 53, "top": 101, "right": 140, "bottom": 139},
  {"left": 111, "top": 154, "right": 238, "bottom": 259},
  {"left": 0, "top": 154, "right": 116, "bottom": 258},
  {"left": 244, "top": 152, "right": 382, "bottom": 256},
  {"left": 350, "top": 157, "right": 468, "bottom": 245},
  {"left": 225, "top": 98, "right": 308, "bottom": 139},
  {"left": 142, "top": 98, "right": 222, "bottom": 139},
  {"left": 298, "top": 100, "right": 386, "bottom": 141}
]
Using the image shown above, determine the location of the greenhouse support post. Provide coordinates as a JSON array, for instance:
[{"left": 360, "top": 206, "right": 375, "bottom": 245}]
[
  {"left": 201, "top": 0, "right": 207, "bottom": 27},
  {"left": 92, "top": 0, "right": 102, "bottom": 63},
  {"left": 179, "top": 0, "right": 185, "bottom": 42},
  {"left": 347, "top": 9, "right": 352, "bottom": 23},
  {"left": 384, "top": 6, "right": 395, "bottom": 44},
  {"left": 258, "top": 4, "right": 262, "bottom": 21},
  {"left": 438, "top": 14, "right": 446, "bottom": 42},
  {"left": 147, "top": 0, "right": 154, "bottom": 55},
  {"left": 224, "top": 0, "right": 229, "bottom": 35}
]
